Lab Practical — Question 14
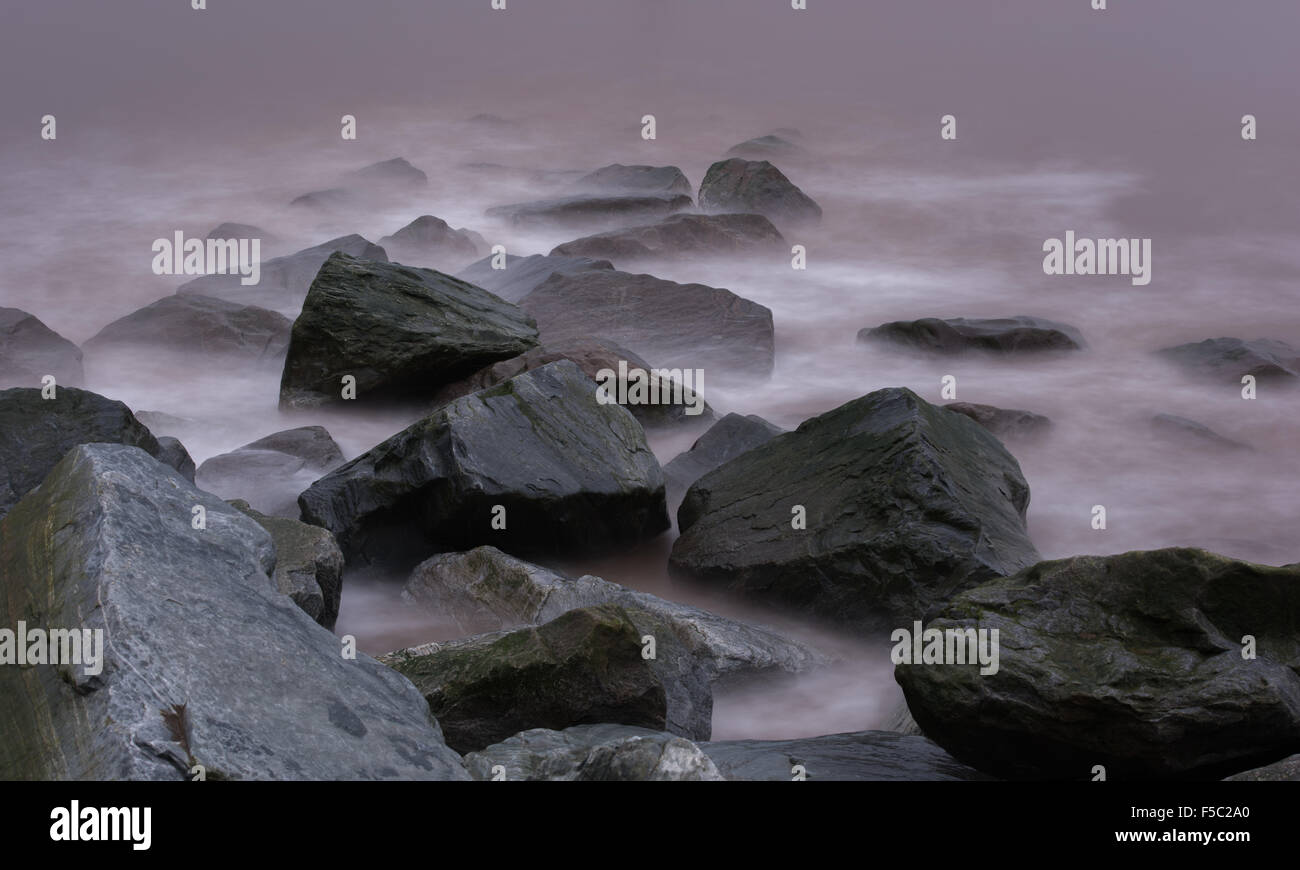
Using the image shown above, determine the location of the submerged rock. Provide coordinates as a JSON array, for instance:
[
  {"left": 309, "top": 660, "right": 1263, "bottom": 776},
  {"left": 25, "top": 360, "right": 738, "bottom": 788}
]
[
  {"left": 697, "top": 158, "right": 821, "bottom": 225},
  {"left": 549, "top": 213, "right": 785, "bottom": 263},
  {"left": 464, "top": 724, "right": 723, "bottom": 781},
  {"left": 197, "top": 425, "right": 346, "bottom": 518},
  {"left": 570, "top": 164, "right": 693, "bottom": 196},
  {"left": 860, "top": 316, "right": 1085, "bottom": 355},
  {"left": 1156, "top": 337, "right": 1300, "bottom": 384},
  {"left": 726, "top": 135, "right": 803, "bottom": 160},
  {"left": 456, "top": 253, "right": 614, "bottom": 303},
  {"left": 85, "top": 295, "right": 291, "bottom": 361},
  {"left": 486, "top": 193, "right": 693, "bottom": 229},
  {"left": 378, "top": 215, "right": 484, "bottom": 269},
  {"left": 1150, "top": 413, "right": 1250, "bottom": 451}
]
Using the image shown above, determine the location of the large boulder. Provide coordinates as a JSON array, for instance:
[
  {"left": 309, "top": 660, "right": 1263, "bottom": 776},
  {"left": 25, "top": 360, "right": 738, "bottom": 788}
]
[
  {"left": 0, "top": 308, "right": 84, "bottom": 388},
  {"left": 84, "top": 295, "right": 291, "bottom": 361},
  {"left": 229, "top": 499, "right": 344, "bottom": 629},
  {"left": 456, "top": 252, "right": 614, "bottom": 303},
  {"left": 944, "top": 402, "right": 1052, "bottom": 442},
  {"left": 278, "top": 253, "right": 539, "bottom": 409},
  {"left": 402, "top": 546, "right": 827, "bottom": 682},
  {"left": 382, "top": 603, "right": 712, "bottom": 753},
  {"left": 0, "top": 386, "right": 183, "bottom": 518},
  {"left": 697, "top": 158, "right": 821, "bottom": 226},
  {"left": 298, "top": 360, "right": 669, "bottom": 565},
  {"left": 378, "top": 215, "right": 484, "bottom": 269},
  {"left": 670, "top": 387, "right": 1039, "bottom": 630},
  {"left": 663, "top": 412, "right": 783, "bottom": 499},
  {"left": 700, "top": 731, "right": 992, "bottom": 781},
  {"left": 464, "top": 724, "right": 723, "bottom": 781},
  {"left": 196, "top": 425, "right": 346, "bottom": 516},
  {"left": 176, "top": 234, "right": 387, "bottom": 313},
  {"left": 486, "top": 193, "right": 693, "bottom": 229},
  {"left": 549, "top": 213, "right": 785, "bottom": 263},
  {"left": 895, "top": 549, "right": 1300, "bottom": 780},
  {"left": 519, "top": 269, "right": 775, "bottom": 377},
  {"left": 570, "top": 164, "right": 693, "bottom": 196},
  {"left": 1156, "top": 337, "right": 1300, "bottom": 384},
  {"left": 859, "top": 316, "right": 1086, "bottom": 355},
  {"left": 0, "top": 443, "right": 468, "bottom": 780}
]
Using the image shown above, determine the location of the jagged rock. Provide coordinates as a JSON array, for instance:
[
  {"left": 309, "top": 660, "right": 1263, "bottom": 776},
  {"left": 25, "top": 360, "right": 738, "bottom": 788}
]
[
  {"left": 464, "top": 724, "right": 724, "bottom": 781},
  {"left": 230, "top": 499, "right": 344, "bottom": 629},
  {"left": 456, "top": 253, "right": 613, "bottom": 303},
  {"left": 84, "top": 295, "right": 291, "bottom": 361},
  {"left": 486, "top": 193, "right": 693, "bottom": 229},
  {"left": 860, "top": 316, "right": 1086, "bottom": 355},
  {"left": 298, "top": 360, "right": 669, "bottom": 566},
  {"left": 697, "top": 158, "right": 821, "bottom": 225},
  {"left": 1156, "top": 337, "right": 1300, "bottom": 384},
  {"left": 700, "top": 731, "right": 992, "bottom": 781},
  {"left": 278, "top": 253, "right": 539, "bottom": 409},
  {"left": 519, "top": 269, "right": 775, "bottom": 377},
  {"left": 196, "top": 425, "right": 345, "bottom": 518},
  {"left": 670, "top": 387, "right": 1039, "bottom": 630},
  {"left": 663, "top": 413, "right": 783, "bottom": 498},
  {"left": 570, "top": 164, "right": 693, "bottom": 196},
  {"left": 549, "top": 213, "right": 785, "bottom": 263},
  {"left": 945, "top": 402, "right": 1052, "bottom": 441},
  {"left": 0, "top": 443, "right": 468, "bottom": 780},
  {"left": 896, "top": 549, "right": 1300, "bottom": 780},
  {"left": 155, "top": 436, "right": 195, "bottom": 483},
  {"left": 1150, "top": 413, "right": 1250, "bottom": 451},
  {"left": 0, "top": 307, "right": 84, "bottom": 388},
  {"left": 378, "top": 215, "right": 485, "bottom": 269}
]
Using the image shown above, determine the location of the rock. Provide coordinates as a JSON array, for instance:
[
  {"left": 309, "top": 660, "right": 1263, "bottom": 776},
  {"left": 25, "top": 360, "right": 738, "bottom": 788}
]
[
  {"left": 155, "top": 436, "right": 195, "bottom": 483},
  {"left": 670, "top": 387, "right": 1039, "bottom": 630},
  {"left": 383, "top": 603, "right": 712, "bottom": 752},
  {"left": 206, "top": 222, "right": 274, "bottom": 243},
  {"left": 1150, "top": 413, "right": 1250, "bottom": 451},
  {"left": 464, "top": 724, "right": 724, "bottom": 781},
  {"left": 549, "top": 213, "right": 785, "bottom": 263},
  {"left": 663, "top": 413, "right": 783, "bottom": 498},
  {"left": 298, "top": 360, "right": 669, "bottom": 566},
  {"left": 289, "top": 188, "right": 356, "bottom": 210},
  {"left": 84, "top": 295, "right": 291, "bottom": 361},
  {"left": 347, "top": 157, "right": 427, "bottom": 186},
  {"left": 570, "top": 164, "right": 693, "bottom": 196},
  {"left": 278, "top": 253, "right": 539, "bottom": 409},
  {"left": 378, "top": 215, "right": 484, "bottom": 269},
  {"left": 229, "top": 499, "right": 344, "bottom": 629},
  {"left": 428, "top": 338, "right": 712, "bottom": 428},
  {"left": 177, "top": 234, "right": 388, "bottom": 313},
  {"left": 0, "top": 386, "right": 176, "bottom": 519},
  {"left": 726, "top": 135, "right": 802, "bottom": 160},
  {"left": 1224, "top": 755, "right": 1300, "bottom": 781},
  {"left": 896, "top": 549, "right": 1300, "bottom": 780},
  {"left": 135, "top": 410, "right": 193, "bottom": 437},
  {"left": 700, "top": 731, "right": 992, "bottom": 781},
  {"left": 0, "top": 443, "right": 468, "bottom": 780},
  {"left": 196, "top": 425, "right": 345, "bottom": 517},
  {"left": 519, "top": 269, "right": 775, "bottom": 377},
  {"left": 1156, "top": 337, "right": 1300, "bottom": 384},
  {"left": 0, "top": 308, "right": 84, "bottom": 388},
  {"left": 697, "top": 158, "right": 821, "bottom": 226},
  {"left": 402, "top": 545, "right": 827, "bottom": 682},
  {"left": 486, "top": 193, "right": 694, "bottom": 229},
  {"left": 944, "top": 402, "right": 1052, "bottom": 441},
  {"left": 456, "top": 253, "right": 613, "bottom": 303},
  {"left": 860, "top": 316, "right": 1086, "bottom": 355}
]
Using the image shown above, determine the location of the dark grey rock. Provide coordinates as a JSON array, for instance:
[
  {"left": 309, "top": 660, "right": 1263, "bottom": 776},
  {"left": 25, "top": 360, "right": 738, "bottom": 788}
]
[
  {"left": 549, "top": 213, "right": 785, "bottom": 263},
  {"left": 456, "top": 253, "right": 614, "bottom": 303},
  {"left": 945, "top": 402, "right": 1052, "bottom": 441},
  {"left": 670, "top": 387, "right": 1039, "bottom": 630},
  {"left": 155, "top": 436, "right": 195, "bottom": 483},
  {"left": 378, "top": 215, "right": 484, "bottom": 269},
  {"left": 860, "top": 316, "right": 1086, "bottom": 355},
  {"left": 278, "top": 253, "right": 539, "bottom": 409},
  {"left": 464, "top": 724, "right": 723, "bottom": 781},
  {"left": 698, "top": 158, "right": 821, "bottom": 225},
  {"left": 85, "top": 295, "right": 291, "bottom": 361},
  {"left": 663, "top": 413, "right": 783, "bottom": 498},
  {"left": 0, "top": 443, "right": 468, "bottom": 780},
  {"left": 230, "top": 499, "right": 344, "bottom": 629},
  {"left": 196, "top": 425, "right": 345, "bottom": 517},
  {"left": 570, "top": 164, "right": 693, "bottom": 196},
  {"left": 0, "top": 307, "right": 84, "bottom": 388},
  {"left": 700, "top": 731, "right": 992, "bottom": 781},
  {"left": 1156, "top": 337, "right": 1300, "bottom": 384}
]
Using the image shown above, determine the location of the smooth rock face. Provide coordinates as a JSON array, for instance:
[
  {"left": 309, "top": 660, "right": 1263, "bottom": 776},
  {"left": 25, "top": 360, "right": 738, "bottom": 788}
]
[
  {"left": 860, "top": 316, "right": 1086, "bottom": 355},
  {"left": 0, "top": 307, "right": 84, "bottom": 388},
  {"left": 402, "top": 546, "right": 827, "bottom": 682},
  {"left": 697, "top": 158, "right": 822, "bottom": 225},
  {"left": 570, "top": 164, "right": 693, "bottom": 196},
  {"left": 0, "top": 386, "right": 174, "bottom": 519},
  {"left": 155, "top": 436, "right": 196, "bottom": 483},
  {"left": 1150, "top": 413, "right": 1250, "bottom": 451},
  {"left": 428, "top": 338, "right": 712, "bottom": 429},
  {"left": 896, "top": 549, "right": 1300, "bottom": 780},
  {"left": 1156, "top": 337, "right": 1300, "bottom": 383},
  {"left": 464, "top": 724, "right": 724, "bottom": 781},
  {"left": 176, "top": 234, "right": 388, "bottom": 313},
  {"left": 663, "top": 413, "right": 783, "bottom": 499},
  {"left": 298, "top": 360, "right": 669, "bottom": 565},
  {"left": 85, "top": 295, "right": 291, "bottom": 361},
  {"left": 0, "top": 444, "right": 468, "bottom": 781},
  {"left": 486, "top": 193, "right": 694, "bottom": 229},
  {"left": 519, "top": 269, "right": 775, "bottom": 377},
  {"left": 278, "top": 253, "right": 539, "bottom": 409},
  {"left": 944, "top": 402, "right": 1052, "bottom": 441},
  {"left": 671, "top": 388, "right": 1040, "bottom": 630},
  {"left": 456, "top": 253, "right": 614, "bottom": 303},
  {"left": 700, "top": 731, "right": 992, "bottom": 781},
  {"left": 548, "top": 213, "right": 785, "bottom": 263},
  {"left": 384, "top": 603, "right": 712, "bottom": 753},
  {"left": 230, "top": 499, "right": 345, "bottom": 629},
  {"left": 197, "top": 425, "right": 346, "bottom": 517},
  {"left": 378, "top": 215, "right": 484, "bottom": 269}
]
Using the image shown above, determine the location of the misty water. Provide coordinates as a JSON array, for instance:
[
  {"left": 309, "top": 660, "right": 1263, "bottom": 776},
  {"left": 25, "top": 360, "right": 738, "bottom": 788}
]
[{"left": 4, "top": 2, "right": 1299, "bottom": 741}]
